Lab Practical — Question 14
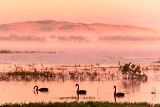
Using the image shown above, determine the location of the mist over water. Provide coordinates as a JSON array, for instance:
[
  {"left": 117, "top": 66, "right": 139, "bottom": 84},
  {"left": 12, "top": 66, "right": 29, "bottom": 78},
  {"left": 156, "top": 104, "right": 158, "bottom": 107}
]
[
  {"left": 0, "top": 43, "right": 160, "bottom": 65},
  {"left": 0, "top": 42, "right": 160, "bottom": 104}
]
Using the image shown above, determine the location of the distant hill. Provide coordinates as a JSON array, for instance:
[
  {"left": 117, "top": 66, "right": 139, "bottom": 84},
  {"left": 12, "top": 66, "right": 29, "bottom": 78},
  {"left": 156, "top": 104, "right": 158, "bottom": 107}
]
[{"left": 0, "top": 20, "right": 159, "bottom": 43}]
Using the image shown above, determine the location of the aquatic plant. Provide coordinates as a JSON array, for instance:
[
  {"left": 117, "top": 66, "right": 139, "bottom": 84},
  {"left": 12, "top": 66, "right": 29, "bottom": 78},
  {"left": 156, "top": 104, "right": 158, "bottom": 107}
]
[
  {"left": 2, "top": 65, "right": 118, "bottom": 82},
  {"left": 0, "top": 64, "right": 152, "bottom": 82},
  {"left": 0, "top": 49, "right": 58, "bottom": 54},
  {"left": 119, "top": 62, "right": 147, "bottom": 80},
  {"left": 0, "top": 50, "right": 12, "bottom": 53}
]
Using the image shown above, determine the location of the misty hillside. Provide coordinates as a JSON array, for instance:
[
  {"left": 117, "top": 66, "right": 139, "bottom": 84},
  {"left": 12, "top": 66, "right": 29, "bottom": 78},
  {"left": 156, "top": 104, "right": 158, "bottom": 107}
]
[{"left": 0, "top": 20, "right": 159, "bottom": 43}]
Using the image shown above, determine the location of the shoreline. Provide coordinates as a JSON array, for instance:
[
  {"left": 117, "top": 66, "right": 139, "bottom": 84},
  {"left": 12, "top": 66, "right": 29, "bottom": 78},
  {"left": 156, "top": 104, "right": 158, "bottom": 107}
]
[{"left": 1, "top": 101, "right": 159, "bottom": 107}]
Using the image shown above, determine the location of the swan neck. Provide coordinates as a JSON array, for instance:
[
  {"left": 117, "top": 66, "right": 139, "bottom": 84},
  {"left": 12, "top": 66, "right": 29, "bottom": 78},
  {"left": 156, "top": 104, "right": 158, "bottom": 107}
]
[
  {"left": 114, "top": 87, "right": 116, "bottom": 94},
  {"left": 35, "top": 86, "right": 38, "bottom": 91},
  {"left": 77, "top": 85, "right": 79, "bottom": 92}
]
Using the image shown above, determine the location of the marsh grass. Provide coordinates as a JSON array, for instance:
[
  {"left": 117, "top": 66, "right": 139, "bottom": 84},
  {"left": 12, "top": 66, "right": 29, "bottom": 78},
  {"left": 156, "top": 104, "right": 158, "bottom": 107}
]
[
  {"left": 1, "top": 101, "right": 158, "bottom": 107},
  {"left": 0, "top": 64, "right": 122, "bottom": 82},
  {"left": 0, "top": 64, "right": 159, "bottom": 82}
]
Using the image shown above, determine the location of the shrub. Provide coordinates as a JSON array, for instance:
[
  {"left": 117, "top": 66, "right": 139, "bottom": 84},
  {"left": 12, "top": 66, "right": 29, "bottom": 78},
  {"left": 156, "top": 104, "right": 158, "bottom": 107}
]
[{"left": 119, "top": 62, "right": 147, "bottom": 80}]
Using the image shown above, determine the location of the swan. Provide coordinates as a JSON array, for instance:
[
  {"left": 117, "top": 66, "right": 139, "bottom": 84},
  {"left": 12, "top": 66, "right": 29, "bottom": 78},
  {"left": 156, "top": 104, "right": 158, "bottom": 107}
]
[
  {"left": 114, "top": 86, "right": 125, "bottom": 97},
  {"left": 76, "top": 84, "right": 86, "bottom": 94},
  {"left": 34, "top": 85, "right": 48, "bottom": 92}
]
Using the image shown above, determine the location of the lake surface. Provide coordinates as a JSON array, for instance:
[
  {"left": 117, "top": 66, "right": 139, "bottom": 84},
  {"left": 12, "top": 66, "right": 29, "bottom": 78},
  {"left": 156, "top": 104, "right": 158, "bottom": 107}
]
[
  {"left": 0, "top": 44, "right": 160, "bottom": 66},
  {"left": 0, "top": 43, "right": 160, "bottom": 104},
  {"left": 0, "top": 76, "right": 160, "bottom": 104}
]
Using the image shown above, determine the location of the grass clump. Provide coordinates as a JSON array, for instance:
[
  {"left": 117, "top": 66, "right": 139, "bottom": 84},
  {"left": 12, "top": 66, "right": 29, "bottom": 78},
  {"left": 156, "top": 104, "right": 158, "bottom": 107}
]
[
  {"left": 119, "top": 62, "right": 148, "bottom": 80},
  {"left": 1, "top": 101, "right": 157, "bottom": 107}
]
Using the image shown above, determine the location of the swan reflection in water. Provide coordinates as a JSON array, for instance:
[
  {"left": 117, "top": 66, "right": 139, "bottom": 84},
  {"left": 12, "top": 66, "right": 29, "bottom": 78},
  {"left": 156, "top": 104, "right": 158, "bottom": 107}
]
[
  {"left": 114, "top": 85, "right": 125, "bottom": 102},
  {"left": 33, "top": 85, "right": 49, "bottom": 94},
  {"left": 76, "top": 84, "right": 87, "bottom": 94},
  {"left": 76, "top": 93, "right": 80, "bottom": 101},
  {"left": 58, "top": 84, "right": 87, "bottom": 102},
  {"left": 75, "top": 84, "right": 87, "bottom": 101}
]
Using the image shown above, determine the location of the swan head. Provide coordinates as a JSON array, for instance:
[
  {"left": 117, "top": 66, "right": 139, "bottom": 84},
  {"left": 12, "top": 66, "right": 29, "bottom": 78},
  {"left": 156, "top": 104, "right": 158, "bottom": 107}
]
[
  {"left": 114, "top": 86, "right": 116, "bottom": 88},
  {"left": 34, "top": 85, "right": 38, "bottom": 89},
  {"left": 76, "top": 84, "right": 79, "bottom": 87}
]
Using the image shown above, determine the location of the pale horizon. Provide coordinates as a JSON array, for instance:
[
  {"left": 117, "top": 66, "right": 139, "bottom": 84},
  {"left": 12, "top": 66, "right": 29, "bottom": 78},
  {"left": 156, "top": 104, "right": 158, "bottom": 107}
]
[
  {"left": 1, "top": 0, "right": 160, "bottom": 105},
  {"left": 0, "top": 0, "right": 160, "bottom": 29}
]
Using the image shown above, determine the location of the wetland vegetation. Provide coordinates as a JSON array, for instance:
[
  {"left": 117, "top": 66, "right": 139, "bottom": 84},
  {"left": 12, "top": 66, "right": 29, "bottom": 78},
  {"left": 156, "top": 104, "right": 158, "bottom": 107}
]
[
  {"left": 0, "top": 63, "right": 154, "bottom": 82},
  {"left": 0, "top": 45, "right": 160, "bottom": 105},
  {"left": 0, "top": 49, "right": 60, "bottom": 54},
  {"left": 1, "top": 101, "right": 160, "bottom": 107},
  {"left": 0, "top": 63, "right": 160, "bottom": 105},
  {"left": 119, "top": 62, "right": 148, "bottom": 80}
]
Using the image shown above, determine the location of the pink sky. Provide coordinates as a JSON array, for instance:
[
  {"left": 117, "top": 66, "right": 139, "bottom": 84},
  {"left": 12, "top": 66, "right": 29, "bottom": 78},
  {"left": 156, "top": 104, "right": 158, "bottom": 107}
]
[{"left": 0, "top": 0, "right": 160, "bottom": 29}]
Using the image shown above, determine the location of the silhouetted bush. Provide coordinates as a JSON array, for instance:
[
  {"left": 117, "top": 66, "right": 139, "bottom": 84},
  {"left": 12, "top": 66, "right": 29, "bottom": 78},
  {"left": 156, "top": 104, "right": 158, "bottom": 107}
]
[{"left": 119, "top": 62, "right": 147, "bottom": 80}]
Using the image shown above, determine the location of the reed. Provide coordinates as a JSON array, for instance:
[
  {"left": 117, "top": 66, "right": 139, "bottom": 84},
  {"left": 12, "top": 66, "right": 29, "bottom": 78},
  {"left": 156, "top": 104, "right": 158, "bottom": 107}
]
[
  {"left": 0, "top": 64, "right": 121, "bottom": 82},
  {"left": 1, "top": 64, "right": 158, "bottom": 82}
]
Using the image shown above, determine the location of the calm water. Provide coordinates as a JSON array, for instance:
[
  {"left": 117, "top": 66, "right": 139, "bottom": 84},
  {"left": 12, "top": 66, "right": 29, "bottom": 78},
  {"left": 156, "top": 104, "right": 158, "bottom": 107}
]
[
  {"left": 0, "top": 43, "right": 160, "bottom": 104},
  {"left": 0, "top": 78, "right": 160, "bottom": 104},
  {"left": 0, "top": 44, "right": 160, "bottom": 66}
]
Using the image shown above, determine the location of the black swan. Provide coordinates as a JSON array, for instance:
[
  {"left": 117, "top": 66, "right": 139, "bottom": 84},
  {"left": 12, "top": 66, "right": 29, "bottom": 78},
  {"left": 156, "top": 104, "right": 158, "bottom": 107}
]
[
  {"left": 76, "top": 84, "right": 86, "bottom": 94},
  {"left": 34, "top": 85, "right": 49, "bottom": 92},
  {"left": 114, "top": 86, "right": 125, "bottom": 97}
]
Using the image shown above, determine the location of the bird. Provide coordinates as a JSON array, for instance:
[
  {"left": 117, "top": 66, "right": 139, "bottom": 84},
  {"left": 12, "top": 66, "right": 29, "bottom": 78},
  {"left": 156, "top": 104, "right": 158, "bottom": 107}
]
[
  {"left": 114, "top": 86, "right": 125, "bottom": 97},
  {"left": 33, "top": 85, "right": 49, "bottom": 92},
  {"left": 76, "top": 84, "right": 87, "bottom": 94}
]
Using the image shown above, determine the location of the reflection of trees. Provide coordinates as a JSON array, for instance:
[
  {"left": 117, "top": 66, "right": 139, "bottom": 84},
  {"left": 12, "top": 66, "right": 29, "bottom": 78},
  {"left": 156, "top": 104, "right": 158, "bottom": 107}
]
[{"left": 121, "top": 79, "right": 147, "bottom": 93}]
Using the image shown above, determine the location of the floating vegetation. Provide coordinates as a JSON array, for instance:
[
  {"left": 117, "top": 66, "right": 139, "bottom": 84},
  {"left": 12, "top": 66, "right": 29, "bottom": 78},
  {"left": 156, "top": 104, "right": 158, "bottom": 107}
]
[
  {"left": 59, "top": 96, "right": 78, "bottom": 100},
  {"left": 0, "top": 49, "right": 62, "bottom": 54},
  {"left": 59, "top": 96, "right": 95, "bottom": 100},
  {"left": 153, "top": 60, "right": 160, "bottom": 63},
  {"left": 1, "top": 101, "right": 158, "bottom": 107}
]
